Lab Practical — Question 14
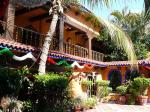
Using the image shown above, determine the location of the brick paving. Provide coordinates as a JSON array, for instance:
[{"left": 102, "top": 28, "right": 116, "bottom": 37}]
[{"left": 84, "top": 103, "right": 150, "bottom": 112}]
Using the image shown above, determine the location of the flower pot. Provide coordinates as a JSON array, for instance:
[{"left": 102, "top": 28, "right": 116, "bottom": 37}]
[
  {"left": 118, "top": 95, "right": 126, "bottom": 104},
  {"left": 125, "top": 94, "right": 131, "bottom": 104},
  {"left": 74, "top": 105, "right": 81, "bottom": 112},
  {"left": 137, "top": 95, "right": 148, "bottom": 105}
]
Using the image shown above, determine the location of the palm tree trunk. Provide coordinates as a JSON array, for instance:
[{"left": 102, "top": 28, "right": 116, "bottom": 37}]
[{"left": 38, "top": 14, "right": 59, "bottom": 74}]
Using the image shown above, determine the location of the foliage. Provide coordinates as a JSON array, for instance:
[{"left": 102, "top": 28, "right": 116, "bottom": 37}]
[
  {"left": 96, "top": 80, "right": 112, "bottom": 100},
  {"left": 17, "top": 65, "right": 30, "bottom": 76},
  {"left": 31, "top": 73, "right": 69, "bottom": 111},
  {"left": 96, "top": 80, "right": 110, "bottom": 86},
  {"left": 82, "top": 97, "right": 97, "bottom": 109},
  {"left": 0, "top": 67, "right": 22, "bottom": 98},
  {"left": 116, "top": 85, "right": 127, "bottom": 95},
  {"left": 81, "top": 80, "right": 93, "bottom": 87},
  {"left": 22, "top": 100, "right": 33, "bottom": 112},
  {"left": 130, "top": 77, "right": 150, "bottom": 96},
  {"left": 110, "top": 9, "right": 150, "bottom": 60}
]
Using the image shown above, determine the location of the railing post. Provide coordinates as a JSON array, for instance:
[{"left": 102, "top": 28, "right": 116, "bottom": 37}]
[{"left": 59, "top": 14, "right": 64, "bottom": 53}]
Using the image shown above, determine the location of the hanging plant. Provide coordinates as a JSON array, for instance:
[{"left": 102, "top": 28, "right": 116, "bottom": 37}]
[{"left": 16, "top": 0, "right": 49, "bottom": 8}]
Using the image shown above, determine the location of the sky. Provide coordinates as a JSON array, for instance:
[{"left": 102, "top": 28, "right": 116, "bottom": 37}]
[{"left": 81, "top": 0, "right": 144, "bottom": 20}]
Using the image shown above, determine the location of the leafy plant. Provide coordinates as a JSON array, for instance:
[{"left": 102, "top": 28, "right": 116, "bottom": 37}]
[
  {"left": 130, "top": 77, "right": 150, "bottom": 96},
  {"left": 96, "top": 80, "right": 109, "bottom": 86},
  {"left": 17, "top": 66, "right": 30, "bottom": 76},
  {"left": 82, "top": 97, "right": 97, "bottom": 109},
  {"left": 116, "top": 85, "right": 127, "bottom": 95},
  {"left": 31, "top": 73, "right": 69, "bottom": 111}
]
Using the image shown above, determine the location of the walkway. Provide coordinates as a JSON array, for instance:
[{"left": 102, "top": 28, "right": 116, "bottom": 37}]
[{"left": 84, "top": 103, "right": 150, "bottom": 112}]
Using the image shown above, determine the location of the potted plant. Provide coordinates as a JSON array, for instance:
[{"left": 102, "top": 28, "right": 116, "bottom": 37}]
[
  {"left": 116, "top": 85, "right": 127, "bottom": 104},
  {"left": 131, "top": 77, "right": 150, "bottom": 105},
  {"left": 72, "top": 98, "right": 82, "bottom": 112},
  {"left": 96, "top": 80, "right": 111, "bottom": 102},
  {"left": 81, "top": 80, "right": 93, "bottom": 92},
  {"left": 82, "top": 97, "right": 97, "bottom": 110}
]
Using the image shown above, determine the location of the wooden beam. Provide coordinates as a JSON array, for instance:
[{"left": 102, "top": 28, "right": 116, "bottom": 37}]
[{"left": 29, "top": 13, "right": 49, "bottom": 22}]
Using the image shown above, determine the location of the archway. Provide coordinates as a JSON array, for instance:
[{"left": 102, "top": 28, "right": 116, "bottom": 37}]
[{"left": 108, "top": 70, "right": 122, "bottom": 91}]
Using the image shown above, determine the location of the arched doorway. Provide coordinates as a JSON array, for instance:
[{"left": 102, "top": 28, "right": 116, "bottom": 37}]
[{"left": 108, "top": 70, "right": 122, "bottom": 91}]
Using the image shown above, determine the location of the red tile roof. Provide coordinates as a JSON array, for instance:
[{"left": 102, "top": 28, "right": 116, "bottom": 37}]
[{"left": 0, "top": 37, "right": 35, "bottom": 51}]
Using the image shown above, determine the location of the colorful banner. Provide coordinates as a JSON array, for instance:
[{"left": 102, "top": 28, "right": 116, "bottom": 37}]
[
  {"left": 71, "top": 61, "right": 84, "bottom": 69},
  {"left": 0, "top": 48, "right": 36, "bottom": 61},
  {"left": 13, "top": 52, "right": 36, "bottom": 62}
]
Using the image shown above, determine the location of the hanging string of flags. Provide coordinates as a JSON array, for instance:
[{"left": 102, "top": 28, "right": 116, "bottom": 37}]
[
  {"left": 0, "top": 48, "right": 36, "bottom": 61},
  {"left": 0, "top": 48, "right": 94, "bottom": 69},
  {"left": 47, "top": 57, "right": 94, "bottom": 69}
]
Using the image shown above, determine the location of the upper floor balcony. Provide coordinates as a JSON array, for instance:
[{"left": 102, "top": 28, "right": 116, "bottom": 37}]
[{"left": 0, "top": 20, "right": 104, "bottom": 61}]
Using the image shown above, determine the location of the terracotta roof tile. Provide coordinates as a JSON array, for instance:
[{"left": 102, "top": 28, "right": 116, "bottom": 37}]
[{"left": 0, "top": 38, "right": 35, "bottom": 51}]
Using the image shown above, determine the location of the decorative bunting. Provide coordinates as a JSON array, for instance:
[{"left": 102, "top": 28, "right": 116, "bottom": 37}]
[
  {"left": 71, "top": 61, "right": 84, "bottom": 69},
  {"left": 13, "top": 52, "right": 36, "bottom": 62},
  {"left": 47, "top": 57, "right": 56, "bottom": 64},
  {"left": 0, "top": 48, "right": 36, "bottom": 61},
  {"left": 84, "top": 64, "right": 93, "bottom": 69},
  {"left": 56, "top": 60, "right": 71, "bottom": 67},
  {"left": 0, "top": 48, "right": 14, "bottom": 57}
]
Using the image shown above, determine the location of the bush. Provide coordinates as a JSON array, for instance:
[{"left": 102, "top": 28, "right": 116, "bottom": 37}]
[
  {"left": 0, "top": 67, "right": 22, "bottom": 98},
  {"left": 82, "top": 97, "right": 97, "bottom": 109},
  {"left": 96, "top": 80, "right": 109, "bottom": 86},
  {"left": 116, "top": 85, "right": 127, "bottom": 95},
  {"left": 31, "top": 73, "right": 69, "bottom": 111},
  {"left": 129, "top": 77, "right": 150, "bottom": 96}
]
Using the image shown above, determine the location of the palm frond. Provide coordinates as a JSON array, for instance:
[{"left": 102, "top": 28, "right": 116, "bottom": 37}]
[{"left": 99, "top": 18, "right": 138, "bottom": 68}]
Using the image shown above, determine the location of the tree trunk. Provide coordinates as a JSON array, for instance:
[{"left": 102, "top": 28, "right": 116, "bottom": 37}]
[{"left": 38, "top": 14, "right": 59, "bottom": 74}]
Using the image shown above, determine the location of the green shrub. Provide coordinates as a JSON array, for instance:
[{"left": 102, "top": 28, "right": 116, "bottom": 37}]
[
  {"left": 81, "top": 80, "right": 93, "bottom": 87},
  {"left": 31, "top": 73, "right": 69, "bottom": 111},
  {"left": 96, "top": 80, "right": 109, "bottom": 86},
  {"left": 129, "top": 77, "right": 150, "bottom": 96},
  {"left": 82, "top": 97, "right": 97, "bottom": 109},
  {"left": 0, "top": 67, "right": 22, "bottom": 98},
  {"left": 116, "top": 85, "right": 127, "bottom": 95}
]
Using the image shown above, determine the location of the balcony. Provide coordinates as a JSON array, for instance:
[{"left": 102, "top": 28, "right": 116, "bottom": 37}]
[{"left": 0, "top": 20, "right": 104, "bottom": 61}]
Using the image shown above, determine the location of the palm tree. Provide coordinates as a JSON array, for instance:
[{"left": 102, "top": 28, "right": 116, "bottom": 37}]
[
  {"left": 111, "top": 9, "right": 150, "bottom": 59},
  {"left": 7, "top": 0, "right": 137, "bottom": 74}
]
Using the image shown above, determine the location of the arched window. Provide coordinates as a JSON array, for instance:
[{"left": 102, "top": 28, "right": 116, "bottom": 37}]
[{"left": 108, "top": 70, "right": 122, "bottom": 91}]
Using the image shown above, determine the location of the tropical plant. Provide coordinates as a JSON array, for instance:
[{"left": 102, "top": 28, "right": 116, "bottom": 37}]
[
  {"left": 116, "top": 85, "right": 127, "bottom": 95},
  {"left": 111, "top": 9, "right": 150, "bottom": 59},
  {"left": 81, "top": 97, "right": 97, "bottom": 109},
  {"left": 96, "top": 80, "right": 111, "bottom": 101}
]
